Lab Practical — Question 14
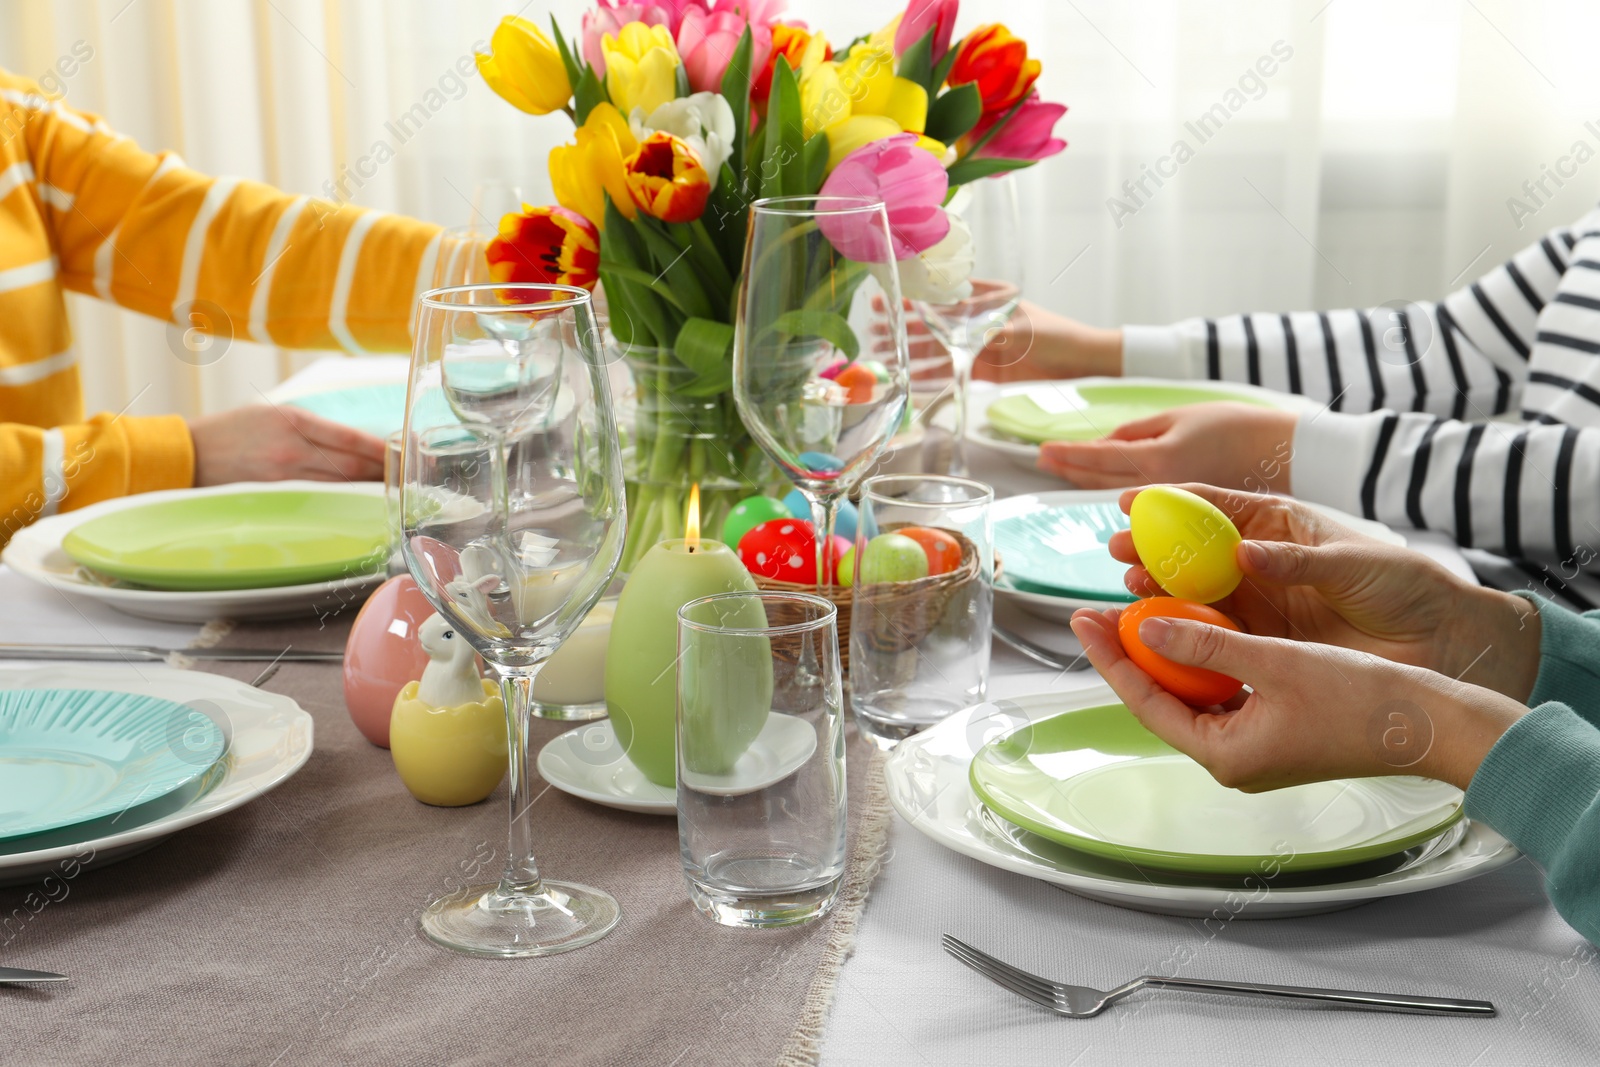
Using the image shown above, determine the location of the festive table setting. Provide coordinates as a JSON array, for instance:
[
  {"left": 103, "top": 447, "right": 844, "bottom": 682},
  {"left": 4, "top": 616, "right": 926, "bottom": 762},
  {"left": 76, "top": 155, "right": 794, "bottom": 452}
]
[{"left": 1, "top": 1, "right": 1597, "bottom": 1064}]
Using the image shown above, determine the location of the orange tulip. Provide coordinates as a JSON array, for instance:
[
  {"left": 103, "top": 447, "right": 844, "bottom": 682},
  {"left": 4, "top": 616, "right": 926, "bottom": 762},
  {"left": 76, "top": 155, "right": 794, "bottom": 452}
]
[
  {"left": 623, "top": 132, "right": 711, "bottom": 224},
  {"left": 948, "top": 24, "right": 1041, "bottom": 117},
  {"left": 755, "top": 23, "right": 832, "bottom": 108},
  {"left": 486, "top": 206, "right": 600, "bottom": 292}
]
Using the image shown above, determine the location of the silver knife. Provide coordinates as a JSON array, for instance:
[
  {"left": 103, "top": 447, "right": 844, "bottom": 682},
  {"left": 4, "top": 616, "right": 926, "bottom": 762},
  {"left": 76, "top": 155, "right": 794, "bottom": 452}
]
[
  {"left": 0, "top": 644, "right": 342, "bottom": 663},
  {"left": 0, "top": 966, "right": 67, "bottom": 984}
]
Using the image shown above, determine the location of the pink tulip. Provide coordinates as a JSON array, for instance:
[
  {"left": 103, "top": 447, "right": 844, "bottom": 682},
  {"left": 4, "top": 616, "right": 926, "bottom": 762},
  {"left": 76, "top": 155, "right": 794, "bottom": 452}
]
[
  {"left": 819, "top": 133, "right": 950, "bottom": 262},
  {"left": 582, "top": 1, "right": 690, "bottom": 76},
  {"left": 712, "top": 0, "right": 787, "bottom": 28},
  {"left": 894, "top": 0, "right": 958, "bottom": 64},
  {"left": 677, "top": 6, "right": 775, "bottom": 93},
  {"left": 969, "top": 92, "right": 1067, "bottom": 162}
]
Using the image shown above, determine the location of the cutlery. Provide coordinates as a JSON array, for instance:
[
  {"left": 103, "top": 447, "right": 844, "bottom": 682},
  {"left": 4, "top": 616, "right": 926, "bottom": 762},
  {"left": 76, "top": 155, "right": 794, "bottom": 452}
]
[
  {"left": 0, "top": 644, "right": 342, "bottom": 664},
  {"left": 0, "top": 966, "right": 67, "bottom": 984},
  {"left": 992, "top": 626, "right": 1089, "bottom": 672},
  {"left": 942, "top": 936, "right": 1494, "bottom": 1018}
]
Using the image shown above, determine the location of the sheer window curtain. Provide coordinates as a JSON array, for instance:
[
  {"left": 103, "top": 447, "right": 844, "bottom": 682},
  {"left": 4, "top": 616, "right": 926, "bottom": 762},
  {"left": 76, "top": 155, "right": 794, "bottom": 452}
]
[{"left": 2, "top": 0, "right": 1597, "bottom": 420}]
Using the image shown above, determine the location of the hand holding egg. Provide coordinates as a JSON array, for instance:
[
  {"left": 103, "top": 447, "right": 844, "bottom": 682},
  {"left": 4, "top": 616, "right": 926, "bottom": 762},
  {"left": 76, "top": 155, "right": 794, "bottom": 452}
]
[{"left": 1118, "top": 485, "right": 1245, "bottom": 705}]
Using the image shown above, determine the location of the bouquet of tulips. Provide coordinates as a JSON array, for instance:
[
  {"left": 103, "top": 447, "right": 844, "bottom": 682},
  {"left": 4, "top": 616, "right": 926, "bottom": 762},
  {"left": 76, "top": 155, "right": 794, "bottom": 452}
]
[{"left": 476, "top": 0, "right": 1067, "bottom": 568}]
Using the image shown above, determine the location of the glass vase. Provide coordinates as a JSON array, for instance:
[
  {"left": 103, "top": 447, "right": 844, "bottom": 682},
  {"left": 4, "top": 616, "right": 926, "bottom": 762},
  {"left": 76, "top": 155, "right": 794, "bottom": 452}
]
[{"left": 617, "top": 348, "right": 780, "bottom": 572}]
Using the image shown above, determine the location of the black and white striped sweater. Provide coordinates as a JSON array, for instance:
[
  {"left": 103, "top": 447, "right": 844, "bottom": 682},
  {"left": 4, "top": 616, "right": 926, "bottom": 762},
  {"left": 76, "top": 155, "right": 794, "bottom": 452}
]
[{"left": 1123, "top": 208, "right": 1600, "bottom": 610}]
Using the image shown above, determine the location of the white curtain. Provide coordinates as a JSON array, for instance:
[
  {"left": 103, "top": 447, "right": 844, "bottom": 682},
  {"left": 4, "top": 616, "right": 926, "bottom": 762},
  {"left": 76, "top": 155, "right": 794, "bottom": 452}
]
[{"left": 3, "top": 0, "right": 1598, "bottom": 419}]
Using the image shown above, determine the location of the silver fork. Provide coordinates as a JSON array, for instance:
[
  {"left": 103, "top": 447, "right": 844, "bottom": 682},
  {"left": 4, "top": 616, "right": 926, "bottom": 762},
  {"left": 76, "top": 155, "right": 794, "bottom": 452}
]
[{"left": 943, "top": 935, "right": 1495, "bottom": 1018}]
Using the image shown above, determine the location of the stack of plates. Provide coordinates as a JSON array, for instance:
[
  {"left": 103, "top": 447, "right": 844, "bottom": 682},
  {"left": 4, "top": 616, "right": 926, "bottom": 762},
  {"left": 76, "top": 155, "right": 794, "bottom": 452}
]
[
  {"left": 0, "top": 666, "right": 312, "bottom": 885},
  {"left": 2, "top": 481, "right": 391, "bottom": 622},
  {"left": 993, "top": 490, "right": 1407, "bottom": 624},
  {"left": 885, "top": 686, "right": 1519, "bottom": 917}
]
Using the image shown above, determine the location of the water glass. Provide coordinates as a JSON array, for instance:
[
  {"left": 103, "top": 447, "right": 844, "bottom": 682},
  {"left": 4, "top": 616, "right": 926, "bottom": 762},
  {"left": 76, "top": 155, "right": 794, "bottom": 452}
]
[
  {"left": 849, "top": 474, "right": 994, "bottom": 748},
  {"left": 676, "top": 591, "right": 847, "bottom": 928}
]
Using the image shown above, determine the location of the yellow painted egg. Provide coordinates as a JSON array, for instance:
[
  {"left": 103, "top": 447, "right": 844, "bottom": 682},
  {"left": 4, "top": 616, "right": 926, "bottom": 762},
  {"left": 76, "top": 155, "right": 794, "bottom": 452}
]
[{"left": 1128, "top": 486, "right": 1243, "bottom": 603}]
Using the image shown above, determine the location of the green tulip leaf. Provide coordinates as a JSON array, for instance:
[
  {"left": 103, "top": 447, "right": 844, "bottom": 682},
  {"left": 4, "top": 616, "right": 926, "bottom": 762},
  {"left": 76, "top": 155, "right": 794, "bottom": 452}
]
[
  {"left": 802, "top": 131, "right": 828, "bottom": 193},
  {"left": 772, "top": 308, "right": 860, "bottom": 361},
  {"left": 925, "top": 82, "right": 981, "bottom": 144},
  {"left": 945, "top": 155, "right": 1032, "bottom": 187},
  {"left": 897, "top": 27, "right": 936, "bottom": 91},
  {"left": 719, "top": 28, "right": 754, "bottom": 194}
]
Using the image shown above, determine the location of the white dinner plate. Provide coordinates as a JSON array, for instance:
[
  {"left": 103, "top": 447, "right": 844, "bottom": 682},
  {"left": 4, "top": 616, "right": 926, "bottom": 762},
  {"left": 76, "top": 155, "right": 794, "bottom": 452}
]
[
  {"left": 538, "top": 714, "right": 819, "bottom": 815},
  {"left": 0, "top": 665, "right": 313, "bottom": 887},
  {"left": 3, "top": 481, "right": 387, "bottom": 623},
  {"left": 967, "top": 377, "right": 1320, "bottom": 473},
  {"left": 992, "top": 489, "right": 1407, "bottom": 624},
  {"left": 885, "top": 685, "right": 1520, "bottom": 918}
]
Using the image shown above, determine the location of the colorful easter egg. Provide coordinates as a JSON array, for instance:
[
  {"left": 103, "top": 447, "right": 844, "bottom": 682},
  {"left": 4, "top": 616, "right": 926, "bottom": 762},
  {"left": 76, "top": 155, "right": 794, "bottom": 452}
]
[
  {"left": 859, "top": 533, "right": 931, "bottom": 584},
  {"left": 897, "top": 526, "right": 963, "bottom": 576},
  {"left": 1129, "top": 486, "right": 1243, "bottom": 603},
  {"left": 782, "top": 489, "right": 858, "bottom": 542},
  {"left": 1117, "top": 597, "right": 1243, "bottom": 706},
  {"left": 721, "top": 494, "right": 791, "bottom": 551}
]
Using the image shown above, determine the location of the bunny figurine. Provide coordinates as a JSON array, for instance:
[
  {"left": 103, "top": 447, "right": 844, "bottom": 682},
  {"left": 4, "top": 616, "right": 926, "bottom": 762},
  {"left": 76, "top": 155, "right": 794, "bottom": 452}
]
[{"left": 389, "top": 614, "right": 507, "bottom": 807}]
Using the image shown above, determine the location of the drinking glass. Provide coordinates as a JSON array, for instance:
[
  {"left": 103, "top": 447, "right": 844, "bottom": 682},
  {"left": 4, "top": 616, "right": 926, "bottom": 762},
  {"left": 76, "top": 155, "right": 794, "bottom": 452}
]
[
  {"left": 402, "top": 282, "right": 626, "bottom": 957},
  {"left": 676, "top": 591, "right": 846, "bottom": 927},
  {"left": 849, "top": 474, "right": 994, "bottom": 748},
  {"left": 733, "top": 195, "right": 910, "bottom": 592},
  {"left": 432, "top": 225, "right": 498, "bottom": 288},
  {"left": 916, "top": 176, "right": 1024, "bottom": 476}
]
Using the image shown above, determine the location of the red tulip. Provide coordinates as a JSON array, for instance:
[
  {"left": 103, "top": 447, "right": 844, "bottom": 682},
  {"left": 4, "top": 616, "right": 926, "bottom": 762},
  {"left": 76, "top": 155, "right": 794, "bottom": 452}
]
[
  {"left": 948, "top": 24, "right": 1040, "bottom": 117},
  {"left": 486, "top": 206, "right": 600, "bottom": 292},
  {"left": 623, "top": 132, "right": 713, "bottom": 223}
]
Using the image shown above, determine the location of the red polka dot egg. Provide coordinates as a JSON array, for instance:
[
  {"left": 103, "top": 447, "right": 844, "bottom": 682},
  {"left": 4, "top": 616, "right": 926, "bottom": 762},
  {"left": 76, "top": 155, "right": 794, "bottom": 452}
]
[{"left": 738, "top": 518, "right": 819, "bottom": 582}]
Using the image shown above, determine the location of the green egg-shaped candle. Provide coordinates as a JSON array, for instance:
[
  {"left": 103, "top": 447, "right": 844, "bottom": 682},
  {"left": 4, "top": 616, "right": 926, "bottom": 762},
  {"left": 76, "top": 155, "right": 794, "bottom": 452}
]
[{"left": 604, "top": 537, "right": 761, "bottom": 787}]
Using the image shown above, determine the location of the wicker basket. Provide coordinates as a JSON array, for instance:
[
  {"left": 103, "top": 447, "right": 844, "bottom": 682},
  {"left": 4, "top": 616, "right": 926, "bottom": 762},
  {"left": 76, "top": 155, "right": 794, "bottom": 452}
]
[{"left": 751, "top": 528, "right": 989, "bottom": 672}]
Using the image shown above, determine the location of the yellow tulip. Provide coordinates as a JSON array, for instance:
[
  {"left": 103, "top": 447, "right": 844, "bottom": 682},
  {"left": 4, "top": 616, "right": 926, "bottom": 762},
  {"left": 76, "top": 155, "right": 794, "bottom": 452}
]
[
  {"left": 550, "top": 102, "right": 639, "bottom": 229},
  {"left": 802, "top": 42, "right": 935, "bottom": 170},
  {"left": 602, "top": 22, "right": 680, "bottom": 117},
  {"left": 824, "top": 115, "right": 902, "bottom": 170},
  {"left": 476, "top": 16, "right": 571, "bottom": 116}
]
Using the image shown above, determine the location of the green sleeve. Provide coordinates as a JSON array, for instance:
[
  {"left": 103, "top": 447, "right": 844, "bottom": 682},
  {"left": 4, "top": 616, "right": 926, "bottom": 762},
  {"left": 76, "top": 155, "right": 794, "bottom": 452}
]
[
  {"left": 1465, "top": 701, "right": 1600, "bottom": 945},
  {"left": 1513, "top": 593, "right": 1600, "bottom": 726}
]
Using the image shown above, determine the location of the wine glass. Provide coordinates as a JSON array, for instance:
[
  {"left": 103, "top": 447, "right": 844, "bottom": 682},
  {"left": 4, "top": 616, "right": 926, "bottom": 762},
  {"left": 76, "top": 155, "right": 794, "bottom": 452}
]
[
  {"left": 469, "top": 179, "right": 527, "bottom": 228},
  {"left": 402, "top": 282, "right": 626, "bottom": 957},
  {"left": 432, "top": 225, "right": 498, "bottom": 288},
  {"left": 733, "top": 195, "right": 910, "bottom": 592},
  {"left": 915, "top": 175, "right": 1024, "bottom": 476}
]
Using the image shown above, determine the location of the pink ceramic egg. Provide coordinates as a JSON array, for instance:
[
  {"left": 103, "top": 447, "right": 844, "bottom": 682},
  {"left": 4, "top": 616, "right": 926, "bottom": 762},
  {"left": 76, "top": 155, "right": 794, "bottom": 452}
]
[
  {"left": 737, "top": 520, "right": 849, "bottom": 586},
  {"left": 342, "top": 575, "right": 435, "bottom": 747}
]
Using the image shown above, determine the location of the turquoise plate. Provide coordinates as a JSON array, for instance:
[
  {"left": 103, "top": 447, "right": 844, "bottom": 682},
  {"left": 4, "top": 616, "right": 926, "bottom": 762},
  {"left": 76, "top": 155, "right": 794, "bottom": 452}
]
[
  {"left": 0, "top": 689, "right": 228, "bottom": 841},
  {"left": 285, "top": 384, "right": 408, "bottom": 438},
  {"left": 993, "top": 499, "right": 1136, "bottom": 602}
]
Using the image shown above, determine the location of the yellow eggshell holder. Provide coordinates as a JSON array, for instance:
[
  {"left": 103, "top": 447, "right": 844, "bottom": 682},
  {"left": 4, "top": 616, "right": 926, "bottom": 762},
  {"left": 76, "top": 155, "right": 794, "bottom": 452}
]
[{"left": 389, "top": 679, "right": 508, "bottom": 807}]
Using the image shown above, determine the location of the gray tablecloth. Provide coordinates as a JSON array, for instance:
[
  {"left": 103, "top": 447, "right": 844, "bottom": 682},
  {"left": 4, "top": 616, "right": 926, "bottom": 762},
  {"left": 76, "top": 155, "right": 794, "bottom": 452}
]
[{"left": 0, "top": 616, "right": 891, "bottom": 1067}]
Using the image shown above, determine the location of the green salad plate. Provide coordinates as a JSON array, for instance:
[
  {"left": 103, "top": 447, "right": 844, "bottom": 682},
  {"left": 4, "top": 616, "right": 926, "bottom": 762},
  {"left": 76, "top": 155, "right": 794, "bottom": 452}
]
[
  {"left": 62, "top": 489, "right": 390, "bottom": 591},
  {"left": 985, "top": 381, "right": 1279, "bottom": 444},
  {"left": 970, "top": 703, "right": 1464, "bottom": 875},
  {"left": 0, "top": 688, "right": 227, "bottom": 840}
]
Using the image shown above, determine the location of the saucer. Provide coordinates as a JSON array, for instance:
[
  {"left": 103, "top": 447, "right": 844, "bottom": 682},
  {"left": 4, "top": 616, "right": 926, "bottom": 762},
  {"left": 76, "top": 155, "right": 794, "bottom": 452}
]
[{"left": 538, "top": 714, "right": 818, "bottom": 815}]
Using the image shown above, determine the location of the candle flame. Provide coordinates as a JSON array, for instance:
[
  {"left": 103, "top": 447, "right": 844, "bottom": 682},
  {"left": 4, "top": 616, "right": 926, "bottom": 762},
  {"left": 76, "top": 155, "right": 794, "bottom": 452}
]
[{"left": 685, "top": 483, "right": 701, "bottom": 550}]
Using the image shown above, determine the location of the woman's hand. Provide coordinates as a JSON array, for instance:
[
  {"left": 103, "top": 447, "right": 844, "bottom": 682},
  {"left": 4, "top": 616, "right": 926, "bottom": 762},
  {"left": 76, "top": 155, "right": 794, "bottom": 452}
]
[
  {"left": 1037, "top": 402, "right": 1297, "bottom": 491},
  {"left": 190, "top": 404, "right": 386, "bottom": 485},
  {"left": 1108, "top": 484, "right": 1542, "bottom": 701},
  {"left": 868, "top": 297, "right": 1122, "bottom": 384},
  {"left": 1068, "top": 607, "right": 1528, "bottom": 792}
]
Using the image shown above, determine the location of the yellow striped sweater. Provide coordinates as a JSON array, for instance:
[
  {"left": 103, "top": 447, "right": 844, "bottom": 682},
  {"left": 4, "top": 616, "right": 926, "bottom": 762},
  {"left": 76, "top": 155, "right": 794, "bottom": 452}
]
[{"left": 0, "top": 69, "right": 442, "bottom": 545}]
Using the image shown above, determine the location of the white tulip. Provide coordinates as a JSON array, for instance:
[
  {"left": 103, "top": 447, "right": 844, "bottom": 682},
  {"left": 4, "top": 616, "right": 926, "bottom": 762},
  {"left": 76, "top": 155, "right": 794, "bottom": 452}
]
[
  {"left": 630, "top": 92, "right": 737, "bottom": 177},
  {"left": 875, "top": 211, "right": 975, "bottom": 305}
]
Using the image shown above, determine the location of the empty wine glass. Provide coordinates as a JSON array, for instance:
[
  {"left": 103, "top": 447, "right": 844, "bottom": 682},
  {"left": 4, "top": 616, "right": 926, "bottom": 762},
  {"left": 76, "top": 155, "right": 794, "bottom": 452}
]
[
  {"left": 916, "top": 175, "right": 1024, "bottom": 476},
  {"left": 402, "top": 282, "right": 626, "bottom": 957},
  {"left": 733, "top": 195, "right": 910, "bottom": 592}
]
